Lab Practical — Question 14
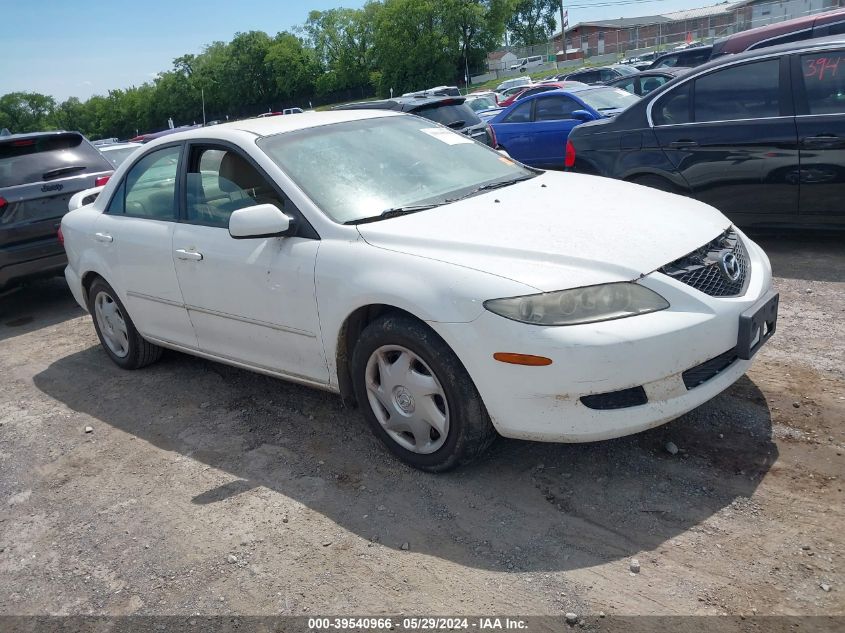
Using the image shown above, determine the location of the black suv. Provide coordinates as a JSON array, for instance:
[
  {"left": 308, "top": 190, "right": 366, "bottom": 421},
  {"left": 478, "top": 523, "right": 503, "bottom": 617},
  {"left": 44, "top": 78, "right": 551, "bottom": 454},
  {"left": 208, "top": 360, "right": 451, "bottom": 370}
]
[
  {"left": 0, "top": 131, "right": 113, "bottom": 288},
  {"left": 567, "top": 36, "right": 845, "bottom": 228},
  {"left": 334, "top": 95, "right": 493, "bottom": 146}
]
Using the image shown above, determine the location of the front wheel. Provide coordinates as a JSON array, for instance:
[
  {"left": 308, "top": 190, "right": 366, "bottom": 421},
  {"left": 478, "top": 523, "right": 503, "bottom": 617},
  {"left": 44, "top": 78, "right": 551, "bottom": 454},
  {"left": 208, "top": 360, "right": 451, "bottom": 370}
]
[
  {"left": 88, "top": 278, "right": 163, "bottom": 370},
  {"left": 351, "top": 314, "right": 496, "bottom": 472}
]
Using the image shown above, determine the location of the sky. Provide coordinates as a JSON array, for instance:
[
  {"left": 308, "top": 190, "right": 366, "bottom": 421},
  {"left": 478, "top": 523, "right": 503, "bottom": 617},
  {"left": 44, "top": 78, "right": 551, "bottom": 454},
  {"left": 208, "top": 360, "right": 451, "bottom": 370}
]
[{"left": 2, "top": 0, "right": 713, "bottom": 102}]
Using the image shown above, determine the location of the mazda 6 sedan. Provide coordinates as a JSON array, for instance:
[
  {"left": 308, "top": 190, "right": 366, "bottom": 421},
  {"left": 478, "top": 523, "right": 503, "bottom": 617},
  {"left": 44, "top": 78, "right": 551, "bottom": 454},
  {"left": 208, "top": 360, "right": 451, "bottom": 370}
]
[{"left": 61, "top": 110, "right": 778, "bottom": 472}]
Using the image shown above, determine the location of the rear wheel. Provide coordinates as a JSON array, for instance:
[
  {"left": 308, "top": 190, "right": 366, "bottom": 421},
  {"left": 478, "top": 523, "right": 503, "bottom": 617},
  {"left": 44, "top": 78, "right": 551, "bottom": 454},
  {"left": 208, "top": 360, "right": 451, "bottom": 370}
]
[
  {"left": 88, "top": 278, "right": 162, "bottom": 369},
  {"left": 351, "top": 314, "right": 496, "bottom": 472}
]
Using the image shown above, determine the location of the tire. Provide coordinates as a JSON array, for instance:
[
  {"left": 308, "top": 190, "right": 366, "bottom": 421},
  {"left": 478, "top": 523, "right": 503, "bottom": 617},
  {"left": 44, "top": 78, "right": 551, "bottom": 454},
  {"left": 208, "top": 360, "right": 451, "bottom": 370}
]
[
  {"left": 87, "top": 277, "right": 163, "bottom": 370},
  {"left": 351, "top": 313, "right": 496, "bottom": 472},
  {"left": 628, "top": 174, "right": 684, "bottom": 195}
]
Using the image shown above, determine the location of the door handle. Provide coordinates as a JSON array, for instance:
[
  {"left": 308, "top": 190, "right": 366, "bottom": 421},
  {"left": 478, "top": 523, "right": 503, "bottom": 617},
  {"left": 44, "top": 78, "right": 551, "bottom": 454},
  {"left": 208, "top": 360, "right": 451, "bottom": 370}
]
[
  {"left": 174, "top": 249, "right": 203, "bottom": 261},
  {"left": 802, "top": 134, "right": 842, "bottom": 145},
  {"left": 668, "top": 140, "right": 699, "bottom": 149},
  {"left": 94, "top": 232, "right": 113, "bottom": 243}
]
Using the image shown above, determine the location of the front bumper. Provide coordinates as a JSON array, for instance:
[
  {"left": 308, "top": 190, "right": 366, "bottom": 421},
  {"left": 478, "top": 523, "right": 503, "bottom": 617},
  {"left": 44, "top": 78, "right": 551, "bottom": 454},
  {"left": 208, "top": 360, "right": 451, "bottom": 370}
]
[{"left": 430, "top": 235, "right": 775, "bottom": 443}]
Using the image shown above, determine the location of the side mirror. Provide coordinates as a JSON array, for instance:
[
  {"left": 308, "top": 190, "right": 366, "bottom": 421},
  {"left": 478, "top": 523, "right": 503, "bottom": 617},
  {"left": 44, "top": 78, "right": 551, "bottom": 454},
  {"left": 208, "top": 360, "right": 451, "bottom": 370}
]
[
  {"left": 571, "top": 109, "right": 597, "bottom": 122},
  {"left": 228, "top": 203, "right": 294, "bottom": 239}
]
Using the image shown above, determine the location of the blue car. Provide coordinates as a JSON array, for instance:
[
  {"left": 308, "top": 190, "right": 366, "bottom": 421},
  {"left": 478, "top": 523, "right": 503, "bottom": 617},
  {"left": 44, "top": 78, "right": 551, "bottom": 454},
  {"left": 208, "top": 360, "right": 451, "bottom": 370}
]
[{"left": 488, "top": 86, "right": 640, "bottom": 169}]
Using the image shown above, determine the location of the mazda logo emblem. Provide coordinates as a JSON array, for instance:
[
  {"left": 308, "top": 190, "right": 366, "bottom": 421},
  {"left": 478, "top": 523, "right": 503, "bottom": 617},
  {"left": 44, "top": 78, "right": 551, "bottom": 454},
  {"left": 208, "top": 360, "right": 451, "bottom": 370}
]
[{"left": 719, "top": 252, "right": 741, "bottom": 282}]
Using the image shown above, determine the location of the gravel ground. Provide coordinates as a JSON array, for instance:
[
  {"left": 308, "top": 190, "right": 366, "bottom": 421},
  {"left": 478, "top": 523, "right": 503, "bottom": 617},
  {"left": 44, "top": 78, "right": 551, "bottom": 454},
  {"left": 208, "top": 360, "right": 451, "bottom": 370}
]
[{"left": 0, "top": 232, "right": 842, "bottom": 619}]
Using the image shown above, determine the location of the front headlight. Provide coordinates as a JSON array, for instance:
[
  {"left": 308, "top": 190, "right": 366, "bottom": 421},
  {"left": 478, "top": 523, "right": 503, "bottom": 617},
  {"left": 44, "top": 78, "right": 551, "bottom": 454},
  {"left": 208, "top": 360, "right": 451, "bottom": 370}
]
[{"left": 483, "top": 282, "right": 669, "bottom": 326}]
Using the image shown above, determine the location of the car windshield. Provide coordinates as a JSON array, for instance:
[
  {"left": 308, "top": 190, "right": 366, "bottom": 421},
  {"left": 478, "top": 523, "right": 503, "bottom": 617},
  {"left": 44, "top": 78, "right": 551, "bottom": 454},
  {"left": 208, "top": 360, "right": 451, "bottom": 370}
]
[
  {"left": 578, "top": 87, "right": 640, "bottom": 111},
  {"left": 413, "top": 103, "right": 482, "bottom": 127},
  {"left": 257, "top": 115, "right": 534, "bottom": 224},
  {"left": 467, "top": 97, "right": 497, "bottom": 111}
]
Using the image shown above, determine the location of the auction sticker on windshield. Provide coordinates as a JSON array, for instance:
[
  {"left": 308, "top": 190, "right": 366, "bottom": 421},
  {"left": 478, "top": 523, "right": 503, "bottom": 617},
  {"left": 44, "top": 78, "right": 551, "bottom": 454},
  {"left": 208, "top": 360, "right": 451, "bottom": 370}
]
[{"left": 420, "top": 127, "right": 473, "bottom": 144}]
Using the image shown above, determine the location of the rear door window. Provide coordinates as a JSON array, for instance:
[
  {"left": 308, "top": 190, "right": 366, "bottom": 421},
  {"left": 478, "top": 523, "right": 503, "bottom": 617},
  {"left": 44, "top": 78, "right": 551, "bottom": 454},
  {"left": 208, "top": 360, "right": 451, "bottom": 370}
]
[
  {"left": 800, "top": 51, "right": 845, "bottom": 114},
  {"left": 502, "top": 100, "right": 533, "bottom": 123},
  {"left": 653, "top": 83, "right": 692, "bottom": 126},
  {"left": 694, "top": 59, "right": 780, "bottom": 122},
  {"left": 0, "top": 133, "right": 111, "bottom": 188},
  {"left": 107, "top": 146, "right": 180, "bottom": 220},
  {"left": 534, "top": 96, "right": 581, "bottom": 121}
]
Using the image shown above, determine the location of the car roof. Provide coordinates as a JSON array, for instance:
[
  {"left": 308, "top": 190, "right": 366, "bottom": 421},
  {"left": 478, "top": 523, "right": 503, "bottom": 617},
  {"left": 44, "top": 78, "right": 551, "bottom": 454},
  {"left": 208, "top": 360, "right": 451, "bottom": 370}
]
[
  {"left": 653, "top": 44, "right": 713, "bottom": 60},
  {"left": 99, "top": 142, "right": 142, "bottom": 151},
  {"left": 677, "top": 33, "right": 845, "bottom": 76},
  {"left": 638, "top": 66, "right": 690, "bottom": 76},
  {"left": 715, "top": 7, "right": 845, "bottom": 55},
  {"left": 334, "top": 95, "right": 467, "bottom": 112},
  {"left": 1, "top": 130, "right": 79, "bottom": 141},
  {"left": 147, "top": 109, "right": 402, "bottom": 143}
]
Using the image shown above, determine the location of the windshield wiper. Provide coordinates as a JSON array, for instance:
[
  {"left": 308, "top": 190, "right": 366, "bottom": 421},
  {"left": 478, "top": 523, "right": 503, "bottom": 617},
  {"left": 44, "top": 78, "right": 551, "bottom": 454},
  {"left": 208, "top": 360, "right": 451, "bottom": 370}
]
[
  {"left": 447, "top": 174, "right": 537, "bottom": 202},
  {"left": 445, "top": 120, "right": 466, "bottom": 129},
  {"left": 345, "top": 203, "right": 442, "bottom": 225},
  {"left": 42, "top": 165, "right": 86, "bottom": 180}
]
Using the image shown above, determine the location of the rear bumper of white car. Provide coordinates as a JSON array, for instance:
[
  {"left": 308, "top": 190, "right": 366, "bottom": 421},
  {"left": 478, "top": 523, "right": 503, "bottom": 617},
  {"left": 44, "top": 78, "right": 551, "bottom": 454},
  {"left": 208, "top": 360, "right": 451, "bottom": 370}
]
[
  {"left": 65, "top": 264, "right": 88, "bottom": 312},
  {"left": 431, "top": 236, "right": 775, "bottom": 443}
]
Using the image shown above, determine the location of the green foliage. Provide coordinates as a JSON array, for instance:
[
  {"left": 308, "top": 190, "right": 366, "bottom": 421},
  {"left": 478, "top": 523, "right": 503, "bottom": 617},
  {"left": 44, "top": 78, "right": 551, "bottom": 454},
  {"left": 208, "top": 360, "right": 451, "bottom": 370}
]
[
  {"left": 507, "top": 0, "right": 558, "bottom": 46},
  {"left": 2, "top": 0, "right": 522, "bottom": 138}
]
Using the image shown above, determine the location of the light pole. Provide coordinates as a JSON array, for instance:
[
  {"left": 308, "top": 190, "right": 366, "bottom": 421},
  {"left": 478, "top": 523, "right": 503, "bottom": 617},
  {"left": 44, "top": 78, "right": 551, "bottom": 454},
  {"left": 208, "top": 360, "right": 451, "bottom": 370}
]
[{"left": 201, "top": 88, "right": 206, "bottom": 126}]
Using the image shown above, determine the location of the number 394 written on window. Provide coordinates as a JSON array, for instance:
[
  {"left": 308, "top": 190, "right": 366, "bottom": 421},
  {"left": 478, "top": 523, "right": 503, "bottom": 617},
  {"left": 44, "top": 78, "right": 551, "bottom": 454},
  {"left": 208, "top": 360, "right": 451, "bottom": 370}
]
[{"left": 804, "top": 56, "right": 842, "bottom": 81}]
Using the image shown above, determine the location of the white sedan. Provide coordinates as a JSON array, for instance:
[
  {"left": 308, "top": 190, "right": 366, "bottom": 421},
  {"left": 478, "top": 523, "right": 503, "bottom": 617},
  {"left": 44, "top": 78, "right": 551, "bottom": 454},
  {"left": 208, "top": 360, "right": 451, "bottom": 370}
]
[{"left": 61, "top": 110, "right": 778, "bottom": 472}]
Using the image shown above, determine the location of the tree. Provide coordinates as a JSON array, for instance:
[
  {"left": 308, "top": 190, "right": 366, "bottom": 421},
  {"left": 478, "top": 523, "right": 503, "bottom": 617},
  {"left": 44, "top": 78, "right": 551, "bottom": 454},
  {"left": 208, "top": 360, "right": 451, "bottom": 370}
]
[
  {"left": 0, "top": 92, "right": 57, "bottom": 133},
  {"left": 265, "top": 32, "right": 319, "bottom": 101},
  {"left": 305, "top": 4, "right": 380, "bottom": 96},
  {"left": 507, "top": 0, "right": 558, "bottom": 46}
]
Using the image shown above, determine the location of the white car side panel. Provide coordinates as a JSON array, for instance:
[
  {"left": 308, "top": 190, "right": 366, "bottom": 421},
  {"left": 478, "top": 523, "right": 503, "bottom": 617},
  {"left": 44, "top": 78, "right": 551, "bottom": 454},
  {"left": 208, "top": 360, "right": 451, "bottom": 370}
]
[
  {"left": 92, "top": 214, "right": 198, "bottom": 349},
  {"left": 314, "top": 237, "right": 537, "bottom": 389},
  {"left": 172, "top": 224, "right": 329, "bottom": 384}
]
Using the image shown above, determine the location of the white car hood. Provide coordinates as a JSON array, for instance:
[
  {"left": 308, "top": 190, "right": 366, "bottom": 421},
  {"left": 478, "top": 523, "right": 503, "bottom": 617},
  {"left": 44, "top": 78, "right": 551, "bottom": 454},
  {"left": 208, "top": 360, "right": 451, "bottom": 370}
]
[{"left": 357, "top": 171, "right": 731, "bottom": 292}]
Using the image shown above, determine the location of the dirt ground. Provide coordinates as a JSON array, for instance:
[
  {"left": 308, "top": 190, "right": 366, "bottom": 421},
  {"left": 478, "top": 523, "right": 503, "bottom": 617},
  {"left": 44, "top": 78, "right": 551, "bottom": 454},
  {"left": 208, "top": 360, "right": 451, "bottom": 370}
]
[{"left": 0, "top": 232, "right": 843, "bottom": 620}]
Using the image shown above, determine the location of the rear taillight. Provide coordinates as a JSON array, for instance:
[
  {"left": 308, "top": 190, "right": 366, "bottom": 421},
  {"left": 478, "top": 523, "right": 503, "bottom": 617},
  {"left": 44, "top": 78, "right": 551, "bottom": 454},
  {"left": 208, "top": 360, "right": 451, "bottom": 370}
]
[
  {"left": 57, "top": 226, "right": 64, "bottom": 247},
  {"left": 487, "top": 124, "right": 498, "bottom": 148},
  {"left": 0, "top": 196, "right": 6, "bottom": 210},
  {"left": 95, "top": 175, "right": 111, "bottom": 187},
  {"left": 564, "top": 140, "right": 576, "bottom": 168}
]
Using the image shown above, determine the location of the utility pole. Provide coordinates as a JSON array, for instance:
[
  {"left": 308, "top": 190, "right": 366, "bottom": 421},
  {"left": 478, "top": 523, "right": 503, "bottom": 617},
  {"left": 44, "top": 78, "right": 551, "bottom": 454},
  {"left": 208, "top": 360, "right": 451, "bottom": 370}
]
[
  {"left": 559, "top": 0, "right": 566, "bottom": 53},
  {"left": 201, "top": 88, "right": 206, "bottom": 126}
]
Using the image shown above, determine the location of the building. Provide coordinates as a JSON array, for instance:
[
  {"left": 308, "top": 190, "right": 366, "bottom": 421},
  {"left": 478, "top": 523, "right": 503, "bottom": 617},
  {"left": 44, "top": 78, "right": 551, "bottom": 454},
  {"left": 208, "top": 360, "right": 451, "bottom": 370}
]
[
  {"left": 486, "top": 50, "right": 518, "bottom": 71},
  {"left": 552, "top": 0, "right": 845, "bottom": 57}
]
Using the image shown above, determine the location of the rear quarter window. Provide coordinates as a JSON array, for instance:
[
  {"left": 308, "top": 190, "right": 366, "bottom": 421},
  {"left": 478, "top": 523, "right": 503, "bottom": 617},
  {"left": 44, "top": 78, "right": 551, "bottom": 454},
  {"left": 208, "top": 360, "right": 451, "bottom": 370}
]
[{"left": 0, "top": 133, "right": 111, "bottom": 188}]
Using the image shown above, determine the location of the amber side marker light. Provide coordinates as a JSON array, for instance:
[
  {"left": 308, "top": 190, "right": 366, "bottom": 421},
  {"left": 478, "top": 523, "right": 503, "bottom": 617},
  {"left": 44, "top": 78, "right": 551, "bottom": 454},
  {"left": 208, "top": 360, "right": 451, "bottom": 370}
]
[{"left": 493, "top": 352, "right": 553, "bottom": 366}]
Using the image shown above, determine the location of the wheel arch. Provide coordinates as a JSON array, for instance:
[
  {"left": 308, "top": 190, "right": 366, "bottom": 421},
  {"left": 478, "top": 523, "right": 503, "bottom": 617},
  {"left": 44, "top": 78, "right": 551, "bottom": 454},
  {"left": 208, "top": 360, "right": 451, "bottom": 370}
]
[{"left": 335, "top": 303, "right": 426, "bottom": 407}]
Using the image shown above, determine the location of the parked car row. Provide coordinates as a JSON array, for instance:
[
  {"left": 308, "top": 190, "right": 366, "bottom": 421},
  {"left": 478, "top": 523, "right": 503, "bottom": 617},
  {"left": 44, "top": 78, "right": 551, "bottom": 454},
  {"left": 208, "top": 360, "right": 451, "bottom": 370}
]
[
  {"left": 567, "top": 35, "right": 845, "bottom": 229},
  {"left": 631, "top": 6, "right": 845, "bottom": 71}
]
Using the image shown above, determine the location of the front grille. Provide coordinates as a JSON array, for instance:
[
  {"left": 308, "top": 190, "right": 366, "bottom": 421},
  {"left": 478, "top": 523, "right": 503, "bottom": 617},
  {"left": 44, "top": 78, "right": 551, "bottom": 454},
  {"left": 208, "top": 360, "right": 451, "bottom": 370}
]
[
  {"left": 682, "top": 348, "right": 739, "bottom": 389},
  {"left": 659, "top": 229, "right": 750, "bottom": 297},
  {"left": 580, "top": 386, "right": 648, "bottom": 410}
]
